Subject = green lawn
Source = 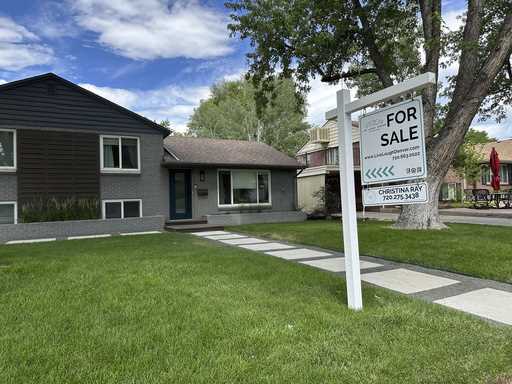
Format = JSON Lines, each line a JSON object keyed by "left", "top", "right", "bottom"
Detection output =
{"left": 1, "top": 233, "right": 511, "bottom": 383}
{"left": 230, "top": 220, "right": 512, "bottom": 283}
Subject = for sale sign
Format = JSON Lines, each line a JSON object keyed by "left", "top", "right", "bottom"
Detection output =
{"left": 359, "top": 97, "right": 427, "bottom": 185}
{"left": 363, "top": 182, "right": 429, "bottom": 206}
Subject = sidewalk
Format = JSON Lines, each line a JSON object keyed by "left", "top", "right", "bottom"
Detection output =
{"left": 359, "top": 211, "right": 512, "bottom": 226}
{"left": 193, "top": 230, "right": 512, "bottom": 326}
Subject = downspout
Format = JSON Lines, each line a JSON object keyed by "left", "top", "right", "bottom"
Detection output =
{"left": 295, "top": 168, "right": 305, "bottom": 210}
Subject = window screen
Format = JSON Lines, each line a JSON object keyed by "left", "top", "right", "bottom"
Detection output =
{"left": 0, "top": 130, "right": 14, "bottom": 168}
{"left": 123, "top": 201, "right": 141, "bottom": 218}
{"left": 105, "top": 201, "right": 122, "bottom": 219}
{"left": 0, "top": 204, "right": 15, "bottom": 224}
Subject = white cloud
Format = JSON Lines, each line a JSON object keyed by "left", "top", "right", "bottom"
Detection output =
{"left": 306, "top": 77, "right": 359, "bottom": 126}
{"left": 0, "top": 17, "right": 54, "bottom": 71}
{"left": 443, "top": 9, "right": 465, "bottom": 32}
{"left": 69, "top": 0, "right": 233, "bottom": 60}
{"left": 79, "top": 82, "right": 210, "bottom": 132}
{"left": 78, "top": 83, "right": 140, "bottom": 109}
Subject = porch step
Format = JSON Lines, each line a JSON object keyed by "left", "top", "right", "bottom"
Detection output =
{"left": 166, "top": 218, "right": 207, "bottom": 226}
{"left": 165, "top": 223, "right": 225, "bottom": 233}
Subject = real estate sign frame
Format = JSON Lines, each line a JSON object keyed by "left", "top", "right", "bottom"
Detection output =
{"left": 359, "top": 97, "right": 427, "bottom": 185}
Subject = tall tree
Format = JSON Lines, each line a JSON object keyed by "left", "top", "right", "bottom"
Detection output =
{"left": 188, "top": 77, "right": 310, "bottom": 155}
{"left": 226, "top": 0, "right": 512, "bottom": 229}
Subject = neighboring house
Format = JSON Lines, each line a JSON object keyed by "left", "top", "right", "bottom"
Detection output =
{"left": 0, "top": 73, "right": 304, "bottom": 243}
{"left": 296, "top": 119, "right": 362, "bottom": 214}
{"left": 440, "top": 139, "right": 512, "bottom": 202}
{"left": 162, "top": 136, "right": 304, "bottom": 225}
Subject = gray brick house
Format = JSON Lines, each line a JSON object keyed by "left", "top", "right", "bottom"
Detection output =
{"left": 0, "top": 73, "right": 304, "bottom": 243}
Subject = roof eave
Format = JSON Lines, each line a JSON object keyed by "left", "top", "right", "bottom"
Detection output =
{"left": 161, "top": 160, "right": 303, "bottom": 170}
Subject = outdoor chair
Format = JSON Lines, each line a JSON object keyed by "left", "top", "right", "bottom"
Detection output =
{"left": 472, "top": 189, "right": 490, "bottom": 209}
{"left": 501, "top": 190, "right": 512, "bottom": 208}
{"left": 464, "top": 189, "right": 474, "bottom": 204}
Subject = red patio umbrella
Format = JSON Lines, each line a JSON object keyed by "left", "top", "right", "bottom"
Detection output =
{"left": 490, "top": 147, "right": 500, "bottom": 191}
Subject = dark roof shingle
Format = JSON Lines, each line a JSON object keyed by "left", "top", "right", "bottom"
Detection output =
{"left": 164, "top": 136, "right": 301, "bottom": 169}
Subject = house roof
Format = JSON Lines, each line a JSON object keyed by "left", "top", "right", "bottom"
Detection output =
{"left": 163, "top": 136, "right": 302, "bottom": 169}
{"left": 296, "top": 119, "right": 359, "bottom": 155}
{"left": 476, "top": 139, "right": 512, "bottom": 163}
{"left": 0, "top": 73, "right": 170, "bottom": 137}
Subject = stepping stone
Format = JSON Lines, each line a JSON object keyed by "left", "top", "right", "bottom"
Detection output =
{"left": 219, "top": 238, "right": 268, "bottom": 245}
{"left": 361, "top": 268, "right": 459, "bottom": 294}
{"left": 435, "top": 288, "right": 512, "bottom": 325}
{"left": 204, "top": 234, "right": 246, "bottom": 240}
{"left": 240, "top": 242, "right": 295, "bottom": 251}
{"left": 192, "top": 231, "right": 230, "bottom": 236}
{"left": 265, "top": 248, "right": 332, "bottom": 260}
{"left": 300, "top": 257, "right": 381, "bottom": 272}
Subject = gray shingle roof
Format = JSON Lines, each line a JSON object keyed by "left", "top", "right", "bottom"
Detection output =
{"left": 163, "top": 136, "right": 301, "bottom": 169}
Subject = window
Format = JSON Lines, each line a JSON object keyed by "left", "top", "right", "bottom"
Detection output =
{"left": 101, "top": 136, "right": 140, "bottom": 172}
{"left": 218, "top": 170, "right": 271, "bottom": 206}
{"left": 326, "top": 148, "right": 338, "bottom": 165}
{"left": 482, "top": 165, "right": 509, "bottom": 185}
{"left": 102, "top": 200, "right": 142, "bottom": 219}
{"left": 481, "top": 166, "right": 490, "bottom": 185}
{"left": 218, "top": 171, "right": 231, "bottom": 205}
{"left": 0, "top": 202, "right": 17, "bottom": 225}
{"left": 305, "top": 153, "right": 311, "bottom": 167}
{"left": 500, "top": 165, "right": 509, "bottom": 184}
{"left": 440, "top": 183, "right": 458, "bottom": 201}
{"left": 0, "top": 129, "right": 16, "bottom": 171}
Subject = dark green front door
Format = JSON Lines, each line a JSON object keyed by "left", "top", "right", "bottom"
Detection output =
{"left": 170, "top": 170, "right": 192, "bottom": 220}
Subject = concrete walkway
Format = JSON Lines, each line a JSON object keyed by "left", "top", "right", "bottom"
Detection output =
{"left": 358, "top": 211, "right": 512, "bottom": 226}
{"left": 193, "top": 230, "right": 512, "bottom": 326}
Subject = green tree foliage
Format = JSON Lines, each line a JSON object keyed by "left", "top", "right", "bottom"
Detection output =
{"left": 453, "top": 129, "right": 494, "bottom": 184}
{"left": 187, "top": 77, "right": 310, "bottom": 155}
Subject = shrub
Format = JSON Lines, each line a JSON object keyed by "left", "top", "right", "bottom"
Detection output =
{"left": 20, "top": 197, "right": 100, "bottom": 223}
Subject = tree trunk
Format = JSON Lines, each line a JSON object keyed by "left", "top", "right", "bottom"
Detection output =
{"left": 394, "top": 173, "right": 446, "bottom": 229}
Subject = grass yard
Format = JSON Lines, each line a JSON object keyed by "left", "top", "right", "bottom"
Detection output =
{"left": 1, "top": 233, "right": 511, "bottom": 383}
{"left": 230, "top": 220, "right": 512, "bottom": 283}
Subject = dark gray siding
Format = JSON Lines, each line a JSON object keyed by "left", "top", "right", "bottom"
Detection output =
{"left": 189, "top": 168, "right": 297, "bottom": 219}
{"left": 0, "top": 78, "right": 159, "bottom": 135}
{"left": 17, "top": 129, "right": 100, "bottom": 202}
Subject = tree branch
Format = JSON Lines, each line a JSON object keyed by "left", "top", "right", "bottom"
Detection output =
{"left": 433, "top": 12, "right": 512, "bottom": 177}
{"left": 419, "top": 0, "right": 442, "bottom": 143}
{"left": 351, "top": 0, "right": 394, "bottom": 87}
{"left": 320, "top": 67, "right": 378, "bottom": 83}
{"left": 466, "top": 13, "right": 512, "bottom": 103}
{"left": 449, "top": 0, "right": 483, "bottom": 107}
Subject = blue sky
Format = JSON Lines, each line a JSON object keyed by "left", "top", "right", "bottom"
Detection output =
{"left": 0, "top": 0, "right": 509, "bottom": 137}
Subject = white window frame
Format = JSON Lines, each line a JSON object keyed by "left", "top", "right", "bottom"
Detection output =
{"left": 100, "top": 135, "right": 141, "bottom": 174}
{"left": 0, "top": 201, "right": 17, "bottom": 225}
{"left": 0, "top": 128, "right": 17, "bottom": 172}
{"left": 217, "top": 169, "right": 272, "bottom": 208}
{"left": 102, "top": 199, "right": 142, "bottom": 219}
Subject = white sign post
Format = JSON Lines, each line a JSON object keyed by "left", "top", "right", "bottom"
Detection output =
{"left": 327, "top": 72, "right": 435, "bottom": 310}
{"left": 360, "top": 97, "right": 427, "bottom": 185}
